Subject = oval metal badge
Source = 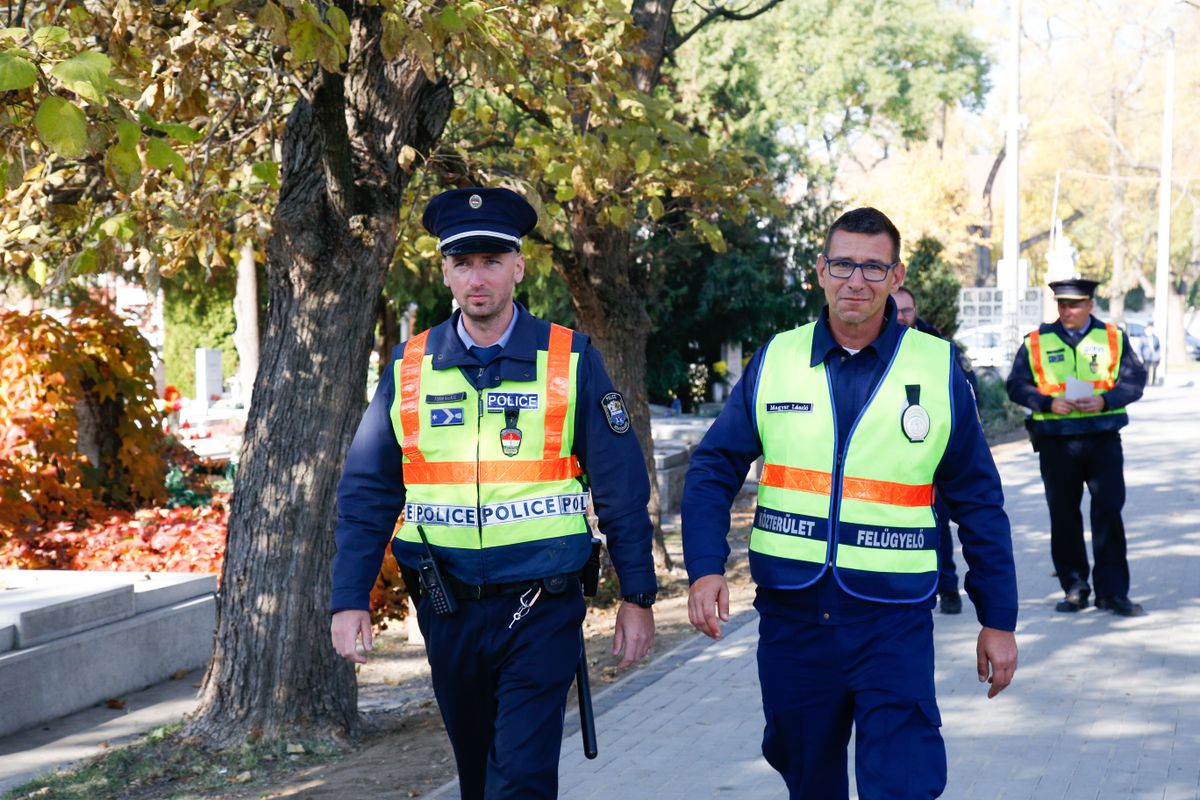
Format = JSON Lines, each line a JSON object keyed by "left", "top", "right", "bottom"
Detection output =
{"left": 901, "top": 404, "right": 930, "bottom": 443}
{"left": 468, "top": 193, "right": 483, "bottom": 209}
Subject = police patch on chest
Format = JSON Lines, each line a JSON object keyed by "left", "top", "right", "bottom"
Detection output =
{"left": 486, "top": 392, "right": 540, "bottom": 412}
{"left": 429, "top": 407, "right": 464, "bottom": 427}
{"left": 601, "top": 391, "right": 630, "bottom": 434}
{"left": 766, "top": 402, "right": 814, "bottom": 413}
{"left": 1047, "top": 352, "right": 1065, "bottom": 363}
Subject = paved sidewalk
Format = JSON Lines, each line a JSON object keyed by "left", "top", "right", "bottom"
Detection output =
{"left": 442, "top": 380, "right": 1200, "bottom": 799}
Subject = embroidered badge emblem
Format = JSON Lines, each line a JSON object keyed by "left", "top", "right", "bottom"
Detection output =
{"left": 601, "top": 391, "right": 630, "bottom": 434}
{"left": 500, "top": 426, "right": 522, "bottom": 457}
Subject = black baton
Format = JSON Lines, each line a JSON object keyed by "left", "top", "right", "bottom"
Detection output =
{"left": 576, "top": 628, "right": 597, "bottom": 759}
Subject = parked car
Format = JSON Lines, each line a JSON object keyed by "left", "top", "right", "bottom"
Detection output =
{"left": 953, "top": 324, "right": 1010, "bottom": 381}
{"left": 1187, "top": 332, "right": 1200, "bottom": 360}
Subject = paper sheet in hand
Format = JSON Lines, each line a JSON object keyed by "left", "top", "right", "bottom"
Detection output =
{"left": 1065, "top": 377, "right": 1093, "bottom": 401}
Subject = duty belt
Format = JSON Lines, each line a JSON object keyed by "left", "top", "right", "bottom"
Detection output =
{"left": 444, "top": 572, "right": 577, "bottom": 601}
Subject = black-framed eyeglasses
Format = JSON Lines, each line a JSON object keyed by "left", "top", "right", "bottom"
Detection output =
{"left": 823, "top": 257, "right": 899, "bottom": 283}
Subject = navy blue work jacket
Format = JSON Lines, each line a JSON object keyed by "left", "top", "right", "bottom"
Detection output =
{"left": 682, "top": 298, "right": 1019, "bottom": 632}
{"left": 1006, "top": 315, "right": 1146, "bottom": 435}
{"left": 331, "top": 304, "right": 656, "bottom": 613}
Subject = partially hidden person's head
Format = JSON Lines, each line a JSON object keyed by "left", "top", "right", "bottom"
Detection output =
{"left": 817, "top": 207, "right": 906, "bottom": 331}
{"left": 423, "top": 187, "right": 538, "bottom": 325}
{"left": 1048, "top": 278, "right": 1098, "bottom": 332}
{"left": 893, "top": 286, "right": 918, "bottom": 328}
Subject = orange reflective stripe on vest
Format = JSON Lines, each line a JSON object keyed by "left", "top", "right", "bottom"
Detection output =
{"left": 1029, "top": 331, "right": 1065, "bottom": 396}
{"left": 403, "top": 456, "right": 583, "bottom": 485}
{"left": 1098, "top": 323, "right": 1120, "bottom": 390}
{"left": 400, "top": 330, "right": 430, "bottom": 462}
{"left": 542, "top": 324, "right": 572, "bottom": 460}
{"left": 761, "top": 463, "right": 933, "bottom": 508}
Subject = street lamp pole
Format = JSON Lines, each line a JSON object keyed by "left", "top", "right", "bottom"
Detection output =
{"left": 1153, "top": 32, "right": 1175, "bottom": 374}
{"left": 1001, "top": 0, "right": 1023, "bottom": 362}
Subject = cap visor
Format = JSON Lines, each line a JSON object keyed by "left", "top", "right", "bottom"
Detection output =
{"left": 440, "top": 235, "right": 519, "bottom": 256}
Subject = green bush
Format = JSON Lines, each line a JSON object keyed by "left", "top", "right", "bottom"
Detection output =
{"left": 162, "top": 263, "right": 239, "bottom": 398}
{"left": 976, "top": 373, "right": 1025, "bottom": 439}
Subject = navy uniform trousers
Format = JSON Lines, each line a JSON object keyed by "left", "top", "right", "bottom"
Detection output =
{"left": 1038, "top": 431, "right": 1130, "bottom": 598}
{"left": 755, "top": 589, "right": 946, "bottom": 799}
{"left": 415, "top": 582, "right": 586, "bottom": 800}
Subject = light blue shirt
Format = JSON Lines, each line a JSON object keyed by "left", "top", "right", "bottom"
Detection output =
{"left": 456, "top": 303, "right": 519, "bottom": 350}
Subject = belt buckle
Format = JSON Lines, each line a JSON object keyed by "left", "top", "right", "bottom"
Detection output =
{"left": 541, "top": 574, "right": 567, "bottom": 594}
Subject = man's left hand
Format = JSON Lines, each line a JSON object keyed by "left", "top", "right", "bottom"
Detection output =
{"left": 976, "top": 627, "right": 1018, "bottom": 698}
{"left": 1073, "top": 395, "right": 1105, "bottom": 413}
{"left": 612, "top": 603, "right": 655, "bottom": 671}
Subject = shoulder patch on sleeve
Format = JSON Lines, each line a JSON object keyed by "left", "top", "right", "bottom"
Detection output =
{"left": 601, "top": 391, "right": 631, "bottom": 434}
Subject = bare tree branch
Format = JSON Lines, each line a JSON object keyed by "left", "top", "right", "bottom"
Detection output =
{"left": 666, "top": 0, "right": 787, "bottom": 55}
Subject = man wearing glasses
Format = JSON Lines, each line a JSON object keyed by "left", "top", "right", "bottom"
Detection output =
{"left": 682, "top": 207, "right": 1018, "bottom": 798}
{"left": 1006, "top": 278, "right": 1146, "bottom": 617}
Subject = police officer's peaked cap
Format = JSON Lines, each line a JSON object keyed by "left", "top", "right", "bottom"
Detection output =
{"left": 422, "top": 187, "right": 538, "bottom": 256}
{"left": 1048, "top": 278, "right": 1099, "bottom": 301}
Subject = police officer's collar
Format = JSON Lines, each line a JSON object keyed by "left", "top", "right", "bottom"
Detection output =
{"left": 456, "top": 302, "right": 519, "bottom": 349}
{"left": 810, "top": 296, "right": 903, "bottom": 367}
{"left": 1051, "top": 314, "right": 1099, "bottom": 340}
{"left": 426, "top": 302, "right": 540, "bottom": 373}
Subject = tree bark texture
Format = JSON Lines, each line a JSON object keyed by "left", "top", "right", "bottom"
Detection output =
{"left": 559, "top": 212, "right": 672, "bottom": 571}
{"left": 184, "top": 7, "right": 452, "bottom": 748}
{"left": 630, "top": 0, "right": 676, "bottom": 94}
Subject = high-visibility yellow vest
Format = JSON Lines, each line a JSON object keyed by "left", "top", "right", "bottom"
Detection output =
{"left": 389, "top": 324, "right": 590, "bottom": 581}
{"left": 750, "top": 323, "right": 952, "bottom": 602}
{"left": 1026, "top": 325, "right": 1126, "bottom": 434}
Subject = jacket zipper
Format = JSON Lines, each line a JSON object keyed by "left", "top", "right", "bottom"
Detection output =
{"left": 475, "top": 370, "right": 486, "bottom": 583}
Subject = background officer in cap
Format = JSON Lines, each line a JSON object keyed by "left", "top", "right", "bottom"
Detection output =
{"left": 684, "top": 207, "right": 1018, "bottom": 799}
{"left": 893, "top": 285, "right": 982, "bottom": 616}
{"left": 330, "top": 187, "right": 657, "bottom": 799}
{"left": 1006, "top": 277, "right": 1147, "bottom": 616}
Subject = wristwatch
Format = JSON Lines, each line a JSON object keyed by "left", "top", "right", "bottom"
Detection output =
{"left": 622, "top": 592, "right": 656, "bottom": 609}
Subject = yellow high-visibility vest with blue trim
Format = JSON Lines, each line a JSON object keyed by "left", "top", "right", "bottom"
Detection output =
{"left": 751, "top": 323, "right": 952, "bottom": 602}
{"left": 389, "top": 325, "right": 590, "bottom": 563}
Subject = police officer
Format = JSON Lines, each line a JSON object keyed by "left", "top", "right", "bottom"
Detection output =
{"left": 1006, "top": 278, "right": 1146, "bottom": 616}
{"left": 892, "top": 286, "right": 981, "bottom": 616}
{"left": 683, "top": 208, "right": 1018, "bottom": 799}
{"left": 330, "top": 187, "right": 657, "bottom": 799}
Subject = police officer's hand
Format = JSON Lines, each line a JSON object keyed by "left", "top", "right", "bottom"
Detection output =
{"left": 613, "top": 603, "right": 655, "bottom": 670}
{"left": 1049, "top": 397, "right": 1076, "bottom": 415}
{"left": 331, "top": 609, "right": 373, "bottom": 664}
{"left": 688, "top": 574, "right": 730, "bottom": 640}
{"left": 977, "top": 627, "right": 1017, "bottom": 698}
{"left": 1074, "top": 395, "right": 1105, "bottom": 413}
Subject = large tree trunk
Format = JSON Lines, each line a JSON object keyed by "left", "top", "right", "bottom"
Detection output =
{"left": 183, "top": 8, "right": 452, "bottom": 748}
{"left": 559, "top": 215, "right": 672, "bottom": 571}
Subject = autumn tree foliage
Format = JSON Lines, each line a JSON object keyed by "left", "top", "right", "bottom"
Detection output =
{"left": 0, "top": 301, "right": 167, "bottom": 534}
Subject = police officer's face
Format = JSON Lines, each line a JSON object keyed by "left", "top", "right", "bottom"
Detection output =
{"left": 818, "top": 231, "right": 906, "bottom": 328}
{"left": 1056, "top": 298, "right": 1093, "bottom": 332}
{"left": 894, "top": 290, "right": 917, "bottom": 328}
{"left": 442, "top": 251, "right": 525, "bottom": 322}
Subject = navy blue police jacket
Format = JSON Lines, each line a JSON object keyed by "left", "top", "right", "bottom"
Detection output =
{"left": 331, "top": 303, "right": 656, "bottom": 613}
{"left": 682, "top": 298, "right": 1018, "bottom": 632}
{"left": 1005, "top": 315, "right": 1146, "bottom": 437}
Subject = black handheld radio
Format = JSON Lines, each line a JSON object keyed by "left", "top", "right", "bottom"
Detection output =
{"left": 416, "top": 525, "right": 458, "bottom": 615}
